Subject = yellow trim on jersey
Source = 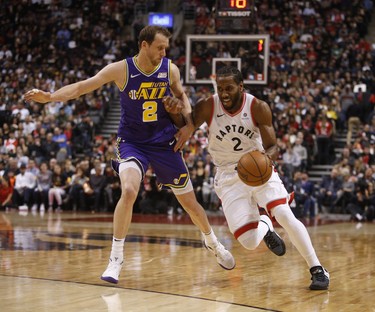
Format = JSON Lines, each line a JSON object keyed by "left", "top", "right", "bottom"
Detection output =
{"left": 160, "top": 151, "right": 190, "bottom": 189}
{"left": 119, "top": 59, "right": 128, "bottom": 92}
{"left": 133, "top": 55, "right": 163, "bottom": 76}
{"left": 168, "top": 59, "right": 172, "bottom": 86}
{"left": 163, "top": 173, "right": 189, "bottom": 189}
{"left": 115, "top": 137, "right": 122, "bottom": 160}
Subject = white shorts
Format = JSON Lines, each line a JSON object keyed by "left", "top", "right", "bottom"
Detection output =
{"left": 214, "top": 167, "right": 288, "bottom": 236}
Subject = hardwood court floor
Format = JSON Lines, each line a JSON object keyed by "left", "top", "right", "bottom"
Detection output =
{"left": 0, "top": 209, "right": 374, "bottom": 312}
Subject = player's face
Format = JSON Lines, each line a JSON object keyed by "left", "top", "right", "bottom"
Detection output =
{"left": 216, "top": 76, "right": 244, "bottom": 112}
{"left": 145, "top": 33, "right": 169, "bottom": 66}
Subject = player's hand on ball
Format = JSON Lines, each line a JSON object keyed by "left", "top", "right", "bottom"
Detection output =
{"left": 23, "top": 89, "right": 51, "bottom": 103}
{"left": 237, "top": 150, "right": 273, "bottom": 187}
{"left": 162, "top": 96, "right": 183, "bottom": 115}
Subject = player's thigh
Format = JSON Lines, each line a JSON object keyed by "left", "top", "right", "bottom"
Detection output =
{"left": 115, "top": 140, "right": 149, "bottom": 177}
{"left": 216, "top": 179, "right": 259, "bottom": 234}
{"left": 253, "top": 172, "right": 288, "bottom": 214}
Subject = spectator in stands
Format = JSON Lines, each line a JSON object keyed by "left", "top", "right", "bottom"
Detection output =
{"left": 72, "top": 115, "right": 94, "bottom": 156}
{"left": 48, "top": 163, "right": 69, "bottom": 212}
{"left": 23, "top": 115, "right": 36, "bottom": 136}
{"left": 103, "top": 165, "right": 121, "bottom": 212}
{"left": 68, "top": 166, "right": 89, "bottom": 212}
{"left": 17, "top": 133, "right": 27, "bottom": 154}
{"left": 0, "top": 175, "right": 13, "bottom": 210}
{"left": 88, "top": 164, "right": 107, "bottom": 213}
{"left": 28, "top": 136, "right": 45, "bottom": 166}
{"left": 339, "top": 85, "right": 356, "bottom": 129}
{"left": 314, "top": 113, "right": 334, "bottom": 164}
{"left": 346, "top": 90, "right": 365, "bottom": 146}
{"left": 3, "top": 157, "right": 19, "bottom": 178}
{"left": 26, "top": 159, "right": 39, "bottom": 176}
{"left": 52, "top": 127, "right": 69, "bottom": 152}
{"left": 4, "top": 130, "right": 18, "bottom": 155}
{"left": 43, "top": 132, "right": 60, "bottom": 161}
{"left": 13, "top": 163, "right": 36, "bottom": 210}
{"left": 281, "top": 144, "right": 301, "bottom": 179}
{"left": 345, "top": 170, "right": 375, "bottom": 221}
{"left": 333, "top": 147, "right": 356, "bottom": 171}
{"left": 361, "top": 116, "right": 375, "bottom": 144}
{"left": 335, "top": 173, "right": 357, "bottom": 213}
{"left": 35, "top": 162, "right": 52, "bottom": 212}
{"left": 11, "top": 101, "right": 30, "bottom": 121}
{"left": 63, "top": 159, "right": 76, "bottom": 180}
{"left": 316, "top": 168, "right": 343, "bottom": 213}
{"left": 293, "top": 137, "right": 308, "bottom": 172}
{"left": 299, "top": 172, "right": 315, "bottom": 218}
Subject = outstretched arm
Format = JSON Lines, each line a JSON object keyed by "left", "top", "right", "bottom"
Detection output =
{"left": 23, "top": 60, "right": 126, "bottom": 103}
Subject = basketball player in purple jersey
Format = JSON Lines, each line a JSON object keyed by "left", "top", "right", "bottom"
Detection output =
{"left": 167, "top": 66, "right": 330, "bottom": 290}
{"left": 24, "top": 26, "right": 235, "bottom": 284}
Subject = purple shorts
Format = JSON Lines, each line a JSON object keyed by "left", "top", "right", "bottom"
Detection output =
{"left": 112, "top": 138, "right": 190, "bottom": 190}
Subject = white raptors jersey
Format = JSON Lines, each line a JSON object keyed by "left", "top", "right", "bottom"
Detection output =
{"left": 207, "top": 93, "right": 264, "bottom": 167}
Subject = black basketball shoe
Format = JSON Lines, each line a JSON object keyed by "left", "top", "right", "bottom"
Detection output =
{"left": 263, "top": 229, "right": 286, "bottom": 256}
{"left": 260, "top": 215, "right": 286, "bottom": 256}
{"left": 309, "top": 266, "right": 330, "bottom": 290}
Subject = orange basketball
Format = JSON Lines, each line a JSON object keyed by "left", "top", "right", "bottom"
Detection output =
{"left": 237, "top": 150, "right": 273, "bottom": 187}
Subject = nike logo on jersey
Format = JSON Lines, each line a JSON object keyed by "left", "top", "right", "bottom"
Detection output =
{"left": 217, "top": 113, "right": 225, "bottom": 117}
{"left": 169, "top": 139, "right": 175, "bottom": 146}
{"left": 130, "top": 73, "right": 141, "bottom": 78}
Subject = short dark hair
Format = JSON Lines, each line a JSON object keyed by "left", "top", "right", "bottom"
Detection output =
{"left": 138, "top": 26, "right": 172, "bottom": 49}
{"left": 216, "top": 66, "right": 243, "bottom": 84}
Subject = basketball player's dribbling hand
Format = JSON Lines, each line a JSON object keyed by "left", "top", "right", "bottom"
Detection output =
{"left": 162, "top": 96, "right": 183, "bottom": 115}
{"left": 23, "top": 89, "right": 51, "bottom": 103}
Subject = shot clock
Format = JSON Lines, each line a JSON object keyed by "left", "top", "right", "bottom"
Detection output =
{"left": 216, "top": 0, "right": 253, "bottom": 18}
{"left": 215, "top": 0, "right": 255, "bottom": 32}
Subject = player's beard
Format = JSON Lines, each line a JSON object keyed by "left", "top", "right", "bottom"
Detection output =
{"left": 222, "top": 92, "right": 242, "bottom": 112}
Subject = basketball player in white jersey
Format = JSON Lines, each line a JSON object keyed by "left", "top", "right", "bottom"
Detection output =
{"left": 167, "top": 66, "right": 329, "bottom": 290}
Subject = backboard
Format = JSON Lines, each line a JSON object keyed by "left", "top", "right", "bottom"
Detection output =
{"left": 185, "top": 34, "right": 269, "bottom": 85}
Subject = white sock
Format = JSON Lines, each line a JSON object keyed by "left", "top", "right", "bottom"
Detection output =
{"left": 110, "top": 237, "right": 125, "bottom": 263}
{"left": 260, "top": 215, "right": 274, "bottom": 232}
{"left": 202, "top": 228, "right": 217, "bottom": 246}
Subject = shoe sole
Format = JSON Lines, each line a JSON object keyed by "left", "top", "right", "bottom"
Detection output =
{"left": 218, "top": 262, "right": 236, "bottom": 270}
{"left": 275, "top": 232, "right": 286, "bottom": 256}
{"left": 309, "top": 284, "right": 329, "bottom": 290}
{"left": 101, "top": 276, "right": 119, "bottom": 284}
{"left": 203, "top": 241, "right": 236, "bottom": 270}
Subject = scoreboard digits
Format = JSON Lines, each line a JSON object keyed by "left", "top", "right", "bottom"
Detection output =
{"left": 216, "top": 0, "right": 252, "bottom": 18}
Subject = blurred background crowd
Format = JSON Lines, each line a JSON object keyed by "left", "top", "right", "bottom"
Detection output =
{"left": 0, "top": 0, "right": 375, "bottom": 222}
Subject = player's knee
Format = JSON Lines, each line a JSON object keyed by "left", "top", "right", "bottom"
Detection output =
{"left": 237, "top": 231, "right": 260, "bottom": 250}
{"left": 272, "top": 205, "right": 295, "bottom": 227}
{"left": 120, "top": 184, "right": 138, "bottom": 202}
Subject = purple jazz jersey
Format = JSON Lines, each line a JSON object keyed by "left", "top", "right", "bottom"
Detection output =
{"left": 117, "top": 56, "right": 177, "bottom": 145}
{"left": 115, "top": 139, "right": 190, "bottom": 190}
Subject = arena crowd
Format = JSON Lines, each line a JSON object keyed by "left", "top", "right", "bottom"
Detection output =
{"left": 0, "top": 0, "right": 374, "bottom": 221}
